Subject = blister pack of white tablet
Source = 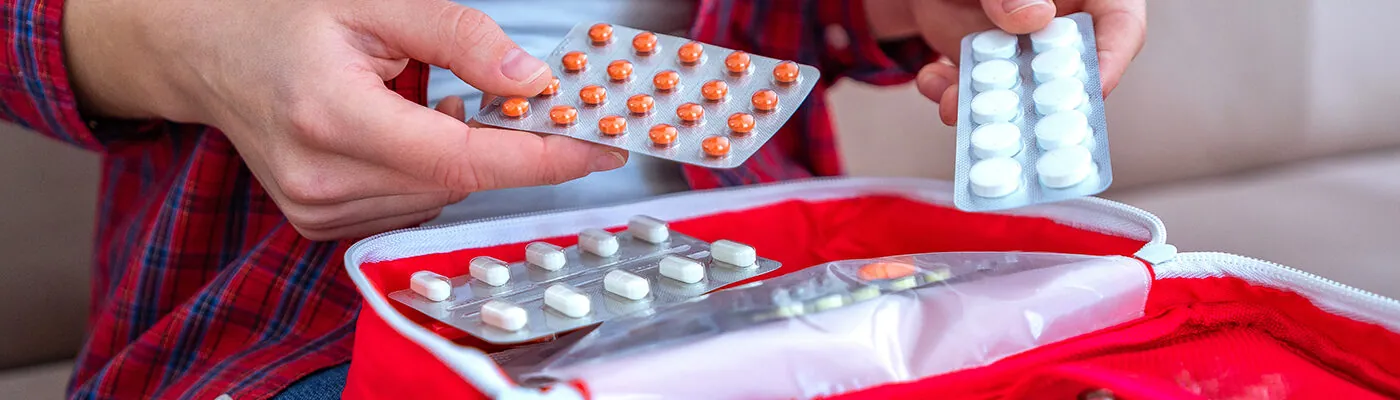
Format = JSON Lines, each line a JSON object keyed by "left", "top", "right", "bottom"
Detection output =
{"left": 388, "top": 215, "right": 781, "bottom": 345}
{"left": 953, "top": 13, "right": 1113, "bottom": 212}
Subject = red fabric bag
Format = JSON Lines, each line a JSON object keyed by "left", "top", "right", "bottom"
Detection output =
{"left": 342, "top": 178, "right": 1400, "bottom": 399}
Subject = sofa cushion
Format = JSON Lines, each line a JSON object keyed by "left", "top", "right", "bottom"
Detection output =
{"left": 0, "top": 361, "right": 72, "bottom": 399}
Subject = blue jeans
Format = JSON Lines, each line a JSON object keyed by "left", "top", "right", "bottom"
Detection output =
{"left": 272, "top": 363, "right": 350, "bottom": 400}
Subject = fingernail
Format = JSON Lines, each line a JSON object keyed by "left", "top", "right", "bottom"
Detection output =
{"left": 500, "top": 48, "right": 548, "bottom": 83}
{"left": 590, "top": 151, "right": 626, "bottom": 172}
{"left": 1003, "top": 0, "right": 1050, "bottom": 14}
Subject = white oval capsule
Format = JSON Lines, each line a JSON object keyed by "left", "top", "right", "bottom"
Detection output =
{"left": 409, "top": 271, "right": 451, "bottom": 302}
{"left": 627, "top": 215, "right": 670, "bottom": 244}
{"left": 481, "top": 300, "right": 528, "bottom": 331}
{"left": 578, "top": 228, "right": 619, "bottom": 257}
{"left": 971, "top": 30, "right": 1018, "bottom": 61}
{"left": 525, "top": 242, "right": 566, "bottom": 271}
{"left": 1032, "top": 78, "right": 1088, "bottom": 116}
{"left": 968, "top": 157, "right": 1023, "bottom": 198}
{"left": 970, "top": 89, "right": 1020, "bottom": 125}
{"left": 710, "top": 240, "right": 757, "bottom": 267}
{"left": 469, "top": 256, "right": 510, "bottom": 287}
{"left": 1034, "top": 110, "right": 1091, "bottom": 150}
{"left": 970, "top": 122, "right": 1022, "bottom": 159}
{"left": 1030, "top": 46, "right": 1084, "bottom": 83}
{"left": 1037, "top": 146, "right": 1094, "bottom": 188}
{"left": 659, "top": 255, "right": 705, "bottom": 284}
{"left": 603, "top": 270, "right": 650, "bottom": 300}
{"left": 970, "top": 59, "right": 1019, "bottom": 92}
{"left": 1030, "top": 17, "right": 1083, "bottom": 53}
{"left": 544, "top": 284, "right": 591, "bottom": 318}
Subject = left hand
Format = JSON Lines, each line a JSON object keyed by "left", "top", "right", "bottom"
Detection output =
{"left": 867, "top": 0, "right": 1147, "bottom": 126}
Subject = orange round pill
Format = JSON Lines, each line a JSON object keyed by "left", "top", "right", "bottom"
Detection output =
{"left": 751, "top": 89, "right": 778, "bottom": 112}
{"left": 539, "top": 77, "right": 561, "bottom": 96}
{"left": 501, "top": 97, "right": 530, "bottom": 118}
{"left": 727, "top": 113, "right": 755, "bottom": 134}
{"left": 676, "top": 103, "right": 704, "bottom": 123}
{"left": 724, "top": 51, "right": 752, "bottom": 74}
{"left": 562, "top": 51, "right": 588, "bottom": 72}
{"left": 579, "top": 85, "right": 607, "bottom": 106}
{"left": 701, "top": 80, "right": 728, "bottom": 102}
{"left": 598, "top": 115, "right": 627, "bottom": 136}
{"left": 653, "top": 70, "right": 680, "bottom": 91}
{"left": 702, "top": 136, "right": 731, "bottom": 157}
{"left": 607, "top": 60, "right": 633, "bottom": 81}
{"left": 588, "top": 23, "right": 613, "bottom": 44}
{"left": 632, "top": 32, "right": 658, "bottom": 54}
{"left": 549, "top": 105, "right": 578, "bottom": 125}
{"left": 627, "top": 94, "right": 654, "bottom": 115}
{"left": 773, "top": 61, "right": 801, "bottom": 84}
{"left": 856, "top": 262, "right": 918, "bottom": 281}
{"left": 649, "top": 124, "right": 678, "bottom": 146}
{"left": 678, "top": 42, "right": 704, "bottom": 64}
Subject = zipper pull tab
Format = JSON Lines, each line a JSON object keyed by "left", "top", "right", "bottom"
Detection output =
{"left": 1134, "top": 243, "right": 1178, "bottom": 265}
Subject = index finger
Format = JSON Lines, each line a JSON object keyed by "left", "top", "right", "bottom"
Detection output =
{"left": 1081, "top": 0, "right": 1147, "bottom": 96}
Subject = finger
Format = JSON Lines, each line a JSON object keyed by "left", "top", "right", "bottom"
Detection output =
{"left": 1082, "top": 0, "right": 1147, "bottom": 96}
{"left": 916, "top": 61, "right": 959, "bottom": 103}
{"left": 297, "top": 208, "right": 444, "bottom": 241}
{"left": 436, "top": 96, "right": 467, "bottom": 120}
{"left": 284, "top": 190, "right": 464, "bottom": 232}
{"left": 939, "top": 85, "right": 959, "bottom": 126}
{"left": 356, "top": 0, "right": 552, "bottom": 96}
{"left": 979, "top": 0, "right": 1057, "bottom": 34}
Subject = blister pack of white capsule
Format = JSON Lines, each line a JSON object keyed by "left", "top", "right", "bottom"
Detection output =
{"left": 952, "top": 13, "right": 1113, "bottom": 212}
{"left": 470, "top": 21, "right": 821, "bottom": 169}
{"left": 388, "top": 215, "right": 782, "bottom": 344}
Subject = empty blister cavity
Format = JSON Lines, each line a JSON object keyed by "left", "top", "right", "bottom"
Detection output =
{"left": 604, "top": 270, "right": 651, "bottom": 300}
{"left": 969, "top": 158, "right": 1022, "bottom": 198}
{"left": 579, "top": 228, "right": 620, "bottom": 257}
{"left": 1034, "top": 111, "right": 1091, "bottom": 150}
{"left": 410, "top": 271, "right": 451, "bottom": 302}
{"left": 1031, "top": 47, "right": 1085, "bottom": 83}
{"left": 971, "top": 59, "right": 1020, "bottom": 92}
{"left": 971, "top": 30, "right": 1018, "bottom": 61}
{"left": 1033, "top": 78, "right": 1089, "bottom": 116}
{"left": 970, "top": 90, "right": 1020, "bottom": 124}
{"left": 1030, "top": 17, "right": 1083, "bottom": 53}
{"left": 1037, "top": 146, "right": 1094, "bottom": 188}
{"left": 970, "top": 122, "right": 1022, "bottom": 159}
{"left": 660, "top": 255, "right": 705, "bottom": 284}
{"left": 545, "top": 284, "right": 592, "bottom": 318}
{"left": 711, "top": 240, "right": 757, "bottom": 267}
{"left": 526, "top": 242, "right": 567, "bottom": 271}
{"left": 627, "top": 215, "right": 670, "bottom": 244}
{"left": 470, "top": 256, "right": 511, "bottom": 287}
{"left": 482, "top": 300, "right": 528, "bottom": 331}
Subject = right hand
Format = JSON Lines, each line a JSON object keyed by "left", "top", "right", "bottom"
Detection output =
{"left": 63, "top": 0, "right": 629, "bottom": 240}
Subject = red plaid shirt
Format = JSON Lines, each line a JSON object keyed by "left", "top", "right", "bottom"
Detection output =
{"left": 0, "top": 0, "right": 933, "bottom": 398}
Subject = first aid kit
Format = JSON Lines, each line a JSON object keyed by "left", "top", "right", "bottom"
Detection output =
{"left": 471, "top": 22, "right": 820, "bottom": 169}
{"left": 954, "top": 13, "right": 1113, "bottom": 211}
{"left": 342, "top": 177, "right": 1400, "bottom": 400}
{"left": 388, "top": 215, "right": 781, "bottom": 345}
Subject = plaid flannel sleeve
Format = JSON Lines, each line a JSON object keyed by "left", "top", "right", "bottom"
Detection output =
{"left": 694, "top": 0, "right": 938, "bottom": 87}
{"left": 0, "top": 0, "right": 119, "bottom": 151}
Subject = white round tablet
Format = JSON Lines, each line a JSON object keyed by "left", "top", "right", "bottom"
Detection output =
{"left": 971, "top": 30, "right": 1018, "bottom": 61}
{"left": 970, "top": 122, "right": 1022, "bottom": 159}
{"left": 970, "top": 59, "right": 1020, "bottom": 92}
{"left": 970, "top": 89, "right": 1020, "bottom": 124}
{"left": 1030, "top": 17, "right": 1083, "bottom": 53}
{"left": 1031, "top": 47, "right": 1084, "bottom": 83}
{"left": 1034, "top": 110, "right": 1091, "bottom": 150}
{"left": 1032, "top": 78, "right": 1087, "bottom": 116}
{"left": 968, "top": 157, "right": 1023, "bottom": 198}
{"left": 1036, "top": 146, "right": 1094, "bottom": 188}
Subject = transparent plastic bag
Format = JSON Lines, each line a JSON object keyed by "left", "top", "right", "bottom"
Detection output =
{"left": 495, "top": 252, "right": 1151, "bottom": 399}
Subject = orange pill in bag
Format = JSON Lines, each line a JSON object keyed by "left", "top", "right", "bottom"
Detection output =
{"left": 702, "top": 136, "right": 730, "bottom": 157}
{"left": 676, "top": 103, "right": 704, "bottom": 123}
{"left": 549, "top": 105, "right": 577, "bottom": 125}
{"left": 538, "top": 77, "right": 561, "bottom": 96}
{"left": 627, "top": 94, "right": 655, "bottom": 115}
{"left": 588, "top": 23, "right": 614, "bottom": 44}
{"left": 562, "top": 51, "right": 588, "bottom": 72}
{"left": 501, "top": 97, "right": 530, "bottom": 118}
{"left": 725, "top": 51, "right": 751, "bottom": 74}
{"left": 632, "top": 32, "right": 658, "bottom": 54}
{"left": 857, "top": 262, "right": 918, "bottom": 281}
{"left": 580, "top": 85, "right": 607, "bottom": 106}
{"left": 678, "top": 42, "right": 704, "bottom": 64}
{"left": 751, "top": 89, "right": 778, "bottom": 112}
{"left": 599, "top": 115, "right": 627, "bottom": 136}
{"left": 773, "top": 61, "right": 801, "bottom": 84}
{"left": 653, "top": 70, "right": 680, "bottom": 91}
{"left": 701, "top": 80, "right": 728, "bottom": 102}
{"left": 607, "top": 60, "right": 633, "bottom": 81}
{"left": 649, "top": 124, "right": 678, "bottom": 146}
{"left": 727, "top": 113, "right": 755, "bottom": 134}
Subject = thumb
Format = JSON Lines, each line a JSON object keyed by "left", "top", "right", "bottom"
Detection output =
{"left": 980, "top": 0, "right": 1056, "bottom": 34}
{"left": 359, "top": 0, "right": 553, "bottom": 97}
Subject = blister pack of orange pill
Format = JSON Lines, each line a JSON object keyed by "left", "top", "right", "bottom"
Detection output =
{"left": 471, "top": 22, "right": 821, "bottom": 169}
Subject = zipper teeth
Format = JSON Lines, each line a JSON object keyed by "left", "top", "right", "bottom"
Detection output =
{"left": 1177, "top": 252, "right": 1400, "bottom": 306}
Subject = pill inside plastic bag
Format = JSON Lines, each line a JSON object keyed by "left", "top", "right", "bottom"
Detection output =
{"left": 494, "top": 252, "right": 1151, "bottom": 399}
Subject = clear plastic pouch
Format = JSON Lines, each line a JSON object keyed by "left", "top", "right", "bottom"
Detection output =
{"left": 494, "top": 252, "right": 1151, "bottom": 399}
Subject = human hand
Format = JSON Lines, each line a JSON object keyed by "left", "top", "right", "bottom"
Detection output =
{"left": 866, "top": 0, "right": 1147, "bottom": 126}
{"left": 63, "top": 0, "right": 628, "bottom": 240}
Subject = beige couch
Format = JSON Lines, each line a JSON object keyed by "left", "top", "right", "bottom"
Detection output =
{"left": 5, "top": 0, "right": 1399, "bottom": 397}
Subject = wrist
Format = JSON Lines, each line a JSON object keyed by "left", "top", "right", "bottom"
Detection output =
{"left": 62, "top": 0, "right": 170, "bottom": 121}
{"left": 864, "top": 0, "right": 919, "bottom": 40}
